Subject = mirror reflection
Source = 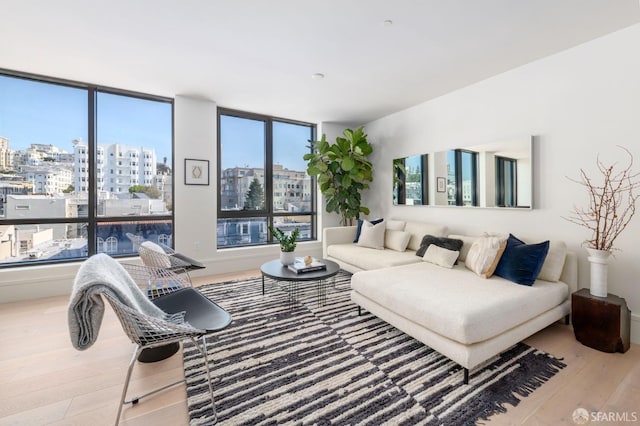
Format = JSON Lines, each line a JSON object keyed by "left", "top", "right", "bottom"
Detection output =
{"left": 393, "top": 154, "right": 427, "bottom": 205}
{"left": 393, "top": 136, "right": 532, "bottom": 209}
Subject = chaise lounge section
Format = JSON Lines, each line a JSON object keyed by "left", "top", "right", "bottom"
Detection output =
{"left": 324, "top": 220, "right": 577, "bottom": 384}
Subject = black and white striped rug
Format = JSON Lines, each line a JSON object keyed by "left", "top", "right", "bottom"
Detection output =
{"left": 183, "top": 271, "right": 565, "bottom": 425}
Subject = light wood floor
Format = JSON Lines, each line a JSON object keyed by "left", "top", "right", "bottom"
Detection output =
{"left": 1, "top": 270, "right": 638, "bottom": 426}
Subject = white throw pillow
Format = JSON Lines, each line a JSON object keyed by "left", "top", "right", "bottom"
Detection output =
{"left": 447, "top": 234, "right": 478, "bottom": 262}
{"left": 357, "top": 220, "right": 386, "bottom": 250}
{"left": 465, "top": 234, "right": 507, "bottom": 278}
{"left": 423, "top": 244, "right": 459, "bottom": 268}
{"left": 384, "top": 230, "right": 411, "bottom": 252}
{"left": 385, "top": 219, "right": 406, "bottom": 231}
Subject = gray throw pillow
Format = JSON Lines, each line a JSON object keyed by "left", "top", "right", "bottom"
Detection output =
{"left": 416, "top": 235, "right": 464, "bottom": 260}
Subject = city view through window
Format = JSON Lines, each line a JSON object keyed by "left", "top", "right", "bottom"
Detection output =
{"left": 0, "top": 73, "right": 173, "bottom": 266}
{"left": 217, "top": 111, "right": 315, "bottom": 248}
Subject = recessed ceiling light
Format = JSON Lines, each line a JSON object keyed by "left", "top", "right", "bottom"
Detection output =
{"left": 383, "top": 19, "right": 393, "bottom": 27}
{"left": 311, "top": 73, "right": 325, "bottom": 80}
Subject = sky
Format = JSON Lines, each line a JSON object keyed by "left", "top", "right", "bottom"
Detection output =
{"left": 0, "top": 74, "right": 172, "bottom": 162}
{"left": 1, "top": 73, "right": 312, "bottom": 173}
{"left": 220, "top": 115, "right": 313, "bottom": 172}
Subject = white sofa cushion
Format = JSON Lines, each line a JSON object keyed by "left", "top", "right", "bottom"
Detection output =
{"left": 520, "top": 239, "right": 567, "bottom": 282}
{"left": 384, "top": 230, "right": 411, "bottom": 252}
{"left": 357, "top": 220, "right": 386, "bottom": 249}
{"left": 351, "top": 262, "right": 569, "bottom": 344}
{"left": 327, "top": 243, "right": 420, "bottom": 270}
{"left": 385, "top": 220, "right": 406, "bottom": 231}
{"left": 423, "top": 244, "right": 459, "bottom": 268}
{"left": 447, "top": 234, "right": 478, "bottom": 262}
{"left": 537, "top": 241, "right": 567, "bottom": 282}
{"left": 404, "top": 221, "right": 448, "bottom": 251}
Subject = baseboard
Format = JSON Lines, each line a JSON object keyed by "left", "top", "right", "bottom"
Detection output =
{"left": 0, "top": 262, "right": 80, "bottom": 303}
{"left": 188, "top": 242, "right": 323, "bottom": 279}
{"left": 0, "top": 241, "right": 323, "bottom": 303}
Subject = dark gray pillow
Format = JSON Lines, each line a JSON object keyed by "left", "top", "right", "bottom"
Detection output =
{"left": 416, "top": 235, "right": 464, "bottom": 259}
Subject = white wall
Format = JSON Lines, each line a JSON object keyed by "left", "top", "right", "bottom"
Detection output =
{"left": 173, "top": 96, "right": 322, "bottom": 275}
{"left": 364, "top": 24, "right": 640, "bottom": 343}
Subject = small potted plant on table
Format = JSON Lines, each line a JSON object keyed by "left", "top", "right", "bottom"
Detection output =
{"left": 269, "top": 226, "right": 300, "bottom": 265}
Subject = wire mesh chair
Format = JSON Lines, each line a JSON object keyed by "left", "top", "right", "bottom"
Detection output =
{"left": 126, "top": 233, "right": 205, "bottom": 283}
{"left": 106, "top": 264, "right": 232, "bottom": 425}
{"left": 124, "top": 262, "right": 191, "bottom": 300}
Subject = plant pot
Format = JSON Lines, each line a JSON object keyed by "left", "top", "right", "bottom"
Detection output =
{"left": 280, "top": 251, "right": 295, "bottom": 266}
{"left": 586, "top": 248, "right": 611, "bottom": 297}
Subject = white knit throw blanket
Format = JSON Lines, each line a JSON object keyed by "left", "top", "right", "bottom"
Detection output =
{"left": 68, "top": 253, "right": 185, "bottom": 350}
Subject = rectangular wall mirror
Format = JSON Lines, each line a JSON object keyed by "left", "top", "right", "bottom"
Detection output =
{"left": 393, "top": 154, "right": 428, "bottom": 205}
{"left": 393, "top": 136, "right": 532, "bottom": 209}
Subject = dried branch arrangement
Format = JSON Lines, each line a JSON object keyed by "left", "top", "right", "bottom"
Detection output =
{"left": 565, "top": 146, "right": 640, "bottom": 251}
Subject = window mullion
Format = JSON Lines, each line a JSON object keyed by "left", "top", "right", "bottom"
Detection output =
{"left": 87, "top": 87, "right": 97, "bottom": 256}
{"left": 265, "top": 119, "right": 273, "bottom": 243}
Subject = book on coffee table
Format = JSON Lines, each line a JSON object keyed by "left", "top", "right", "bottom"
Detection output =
{"left": 287, "top": 257, "right": 327, "bottom": 274}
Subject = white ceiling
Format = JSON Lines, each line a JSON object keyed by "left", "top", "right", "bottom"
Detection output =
{"left": 1, "top": 0, "right": 639, "bottom": 124}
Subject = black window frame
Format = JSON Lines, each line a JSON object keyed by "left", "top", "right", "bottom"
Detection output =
{"left": 449, "top": 149, "right": 479, "bottom": 206}
{"left": 0, "top": 69, "right": 175, "bottom": 268}
{"left": 216, "top": 108, "right": 317, "bottom": 248}
{"left": 495, "top": 155, "right": 517, "bottom": 207}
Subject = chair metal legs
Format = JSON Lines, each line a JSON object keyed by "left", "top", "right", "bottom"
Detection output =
{"left": 115, "top": 338, "right": 218, "bottom": 426}
{"left": 116, "top": 346, "right": 142, "bottom": 425}
{"left": 190, "top": 335, "right": 219, "bottom": 425}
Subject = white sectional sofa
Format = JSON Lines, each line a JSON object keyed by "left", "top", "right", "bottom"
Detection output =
{"left": 323, "top": 220, "right": 577, "bottom": 384}
{"left": 323, "top": 220, "right": 448, "bottom": 272}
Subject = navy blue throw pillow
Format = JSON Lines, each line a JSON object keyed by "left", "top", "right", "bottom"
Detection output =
{"left": 353, "top": 218, "right": 384, "bottom": 243}
{"left": 494, "top": 234, "right": 549, "bottom": 286}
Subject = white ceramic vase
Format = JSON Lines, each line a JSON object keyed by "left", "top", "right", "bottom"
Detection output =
{"left": 586, "top": 248, "right": 611, "bottom": 297}
{"left": 280, "top": 251, "right": 295, "bottom": 266}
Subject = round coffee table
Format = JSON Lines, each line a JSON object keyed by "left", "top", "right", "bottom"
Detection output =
{"left": 260, "top": 258, "right": 340, "bottom": 307}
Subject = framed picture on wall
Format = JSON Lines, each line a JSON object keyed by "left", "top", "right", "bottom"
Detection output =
{"left": 437, "top": 177, "right": 446, "bottom": 193}
{"left": 185, "top": 158, "right": 209, "bottom": 185}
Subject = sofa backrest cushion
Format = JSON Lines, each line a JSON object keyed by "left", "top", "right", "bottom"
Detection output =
{"left": 384, "top": 230, "right": 411, "bottom": 252}
{"left": 494, "top": 234, "right": 550, "bottom": 286}
{"left": 448, "top": 234, "right": 478, "bottom": 262}
{"left": 385, "top": 219, "right": 406, "bottom": 231}
{"left": 518, "top": 237, "right": 567, "bottom": 282}
{"left": 404, "top": 222, "right": 448, "bottom": 251}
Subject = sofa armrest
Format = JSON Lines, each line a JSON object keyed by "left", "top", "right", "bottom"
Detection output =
{"left": 322, "top": 226, "right": 358, "bottom": 258}
{"left": 560, "top": 251, "right": 578, "bottom": 295}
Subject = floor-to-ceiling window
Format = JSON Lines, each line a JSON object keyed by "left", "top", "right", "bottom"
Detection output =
{"left": 496, "top": 156, "right": 517, "bottom": 207}
{"left": 446, "top": 149, "right": 478, "bottom": 206}
{"left": 0, "top": 71, "right": 173, "bottom": 267}
{"left": 217, "top": 108, "right": 315, "bottom": 248}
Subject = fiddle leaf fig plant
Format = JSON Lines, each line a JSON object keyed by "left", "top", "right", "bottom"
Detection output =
{"left": 304, "top": 126, "right": 374, "bottom": 225}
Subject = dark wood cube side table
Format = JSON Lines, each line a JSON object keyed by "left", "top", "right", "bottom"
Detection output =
{"left": 571, "top": 288, "right": 631, "bottom": 353}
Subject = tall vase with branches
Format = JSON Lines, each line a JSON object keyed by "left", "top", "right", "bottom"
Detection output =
{"left": 565, "top": 146, "right": 640, "bottom": 296}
